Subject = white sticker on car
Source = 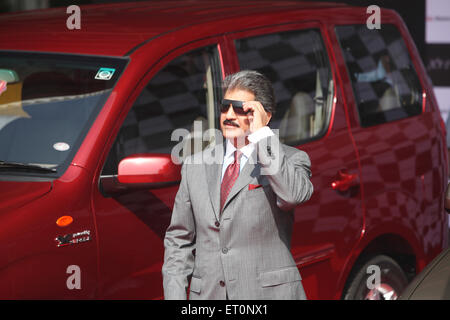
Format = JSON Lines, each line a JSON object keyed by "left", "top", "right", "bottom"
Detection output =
{"left": 95, "top": 68, "right": 115, "bottom": 80}
{"left": 53, "top": 142, "right": 70, "bottom": 151}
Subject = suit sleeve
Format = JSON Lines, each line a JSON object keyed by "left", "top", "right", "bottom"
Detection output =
{"left": 162, "top": 159, "right": 196, "bottom": 300}
{"left": 250, "top": 127, "right": 313, "bottom": 211}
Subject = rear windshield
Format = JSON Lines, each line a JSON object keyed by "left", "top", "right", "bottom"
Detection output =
{"left": 0, "top": 51, "right": 127, "bottom": 178}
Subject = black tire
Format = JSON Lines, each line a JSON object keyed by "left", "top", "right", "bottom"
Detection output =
{"left": 343, "top": 255, "right": 409, "bottom": 300}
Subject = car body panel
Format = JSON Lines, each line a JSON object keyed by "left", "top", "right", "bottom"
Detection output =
{"left": 0, "top": 165, "right": 97, "bottom": 299}
{"left": 0, "top": 1, "right": 346, "bottom": 56}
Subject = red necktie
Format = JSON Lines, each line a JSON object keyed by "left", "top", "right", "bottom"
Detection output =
{"left": 220, "top": 150, "right": 242, "bottom": 212}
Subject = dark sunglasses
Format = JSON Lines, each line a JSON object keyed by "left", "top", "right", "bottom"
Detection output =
{"left": 220, "top": 99, "right": 251, "bottom": 116}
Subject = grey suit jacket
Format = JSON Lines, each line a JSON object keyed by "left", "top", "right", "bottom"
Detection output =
{"left": 162, "top": 134, "right": 313, "bottom": 300}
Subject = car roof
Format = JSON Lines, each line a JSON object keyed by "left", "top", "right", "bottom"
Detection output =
{"left": 0, "top": 0, "right": 351, "bottom": 57}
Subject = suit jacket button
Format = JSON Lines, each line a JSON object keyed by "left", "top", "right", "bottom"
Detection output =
{"left": 215, "top": 221, "right": 220, "bottom": 227}
{"left": 219, "top": 280, "right": 225, "bottom": 287}
{"left": 222, "top": 247, "right": 228, "bottom": 254}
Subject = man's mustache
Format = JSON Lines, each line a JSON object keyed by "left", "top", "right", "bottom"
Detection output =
{"left": 223, "top": 119, "right": 240, "bottom": 127}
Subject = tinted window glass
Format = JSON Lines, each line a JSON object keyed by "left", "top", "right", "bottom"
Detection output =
{"left": 235, "top": 29, "right": 333, "bottom": 145}
{"left": 336, "top": 24, "right": 422, "bottom": 127}
{"left": 102, "top": 46, "right": 221, "bottom": 176}
{"left": 0, "top": 52, "right": 127, "bottom": 177}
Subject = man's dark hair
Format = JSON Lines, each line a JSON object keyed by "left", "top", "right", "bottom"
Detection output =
{"left": 222, "top": 70, "right": 276, "bottom": 114}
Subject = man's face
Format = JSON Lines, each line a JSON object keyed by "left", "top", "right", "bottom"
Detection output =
{"left": 220, "top": 89, "right": 254, "bottom": 141}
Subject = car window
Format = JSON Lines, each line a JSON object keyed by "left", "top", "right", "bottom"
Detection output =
{"left": 102, "top": 45, "right": 221, "bottom": 176}
{"left": 0, "top": 52, "right": 127, "bottom": 177}
{"left": 234, "top": 28, "right": 334, "bottom": 145}
{"left": 336, "top": 24, "right": 423, "bottom": 127}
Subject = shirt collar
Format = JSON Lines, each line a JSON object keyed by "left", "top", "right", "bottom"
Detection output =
{"left": 225, "top": 139, "right": 255, "bottom": 160}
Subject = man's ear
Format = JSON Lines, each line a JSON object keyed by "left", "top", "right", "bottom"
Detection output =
{"left": 266, "top": 111, "right": 272, "bottom": 125}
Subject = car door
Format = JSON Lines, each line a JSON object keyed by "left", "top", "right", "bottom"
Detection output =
{"left": 91, "top": 40, "right": 225, "bottom": 299}
{"left": 228, "top": 22, "right": 363, "bottom": 299}
{"left": 334, "top": 23, "right": 447, "bottom": 270}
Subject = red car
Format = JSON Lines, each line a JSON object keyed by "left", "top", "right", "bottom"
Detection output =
{"left": 0, "top": 1, "right": 447, "bottom": 299}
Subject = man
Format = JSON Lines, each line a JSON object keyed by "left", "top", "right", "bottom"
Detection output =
{"left": 162, "top": 70, "right": 313, "bottom": 300}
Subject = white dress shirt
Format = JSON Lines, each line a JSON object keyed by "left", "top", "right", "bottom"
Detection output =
{"left": 221, "top": 126, "right": 274, "bottom": 181}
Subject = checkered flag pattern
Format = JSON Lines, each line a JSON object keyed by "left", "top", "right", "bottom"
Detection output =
{"left": 336, "top": 25, "right": 422, "bottom": 126}
{"left": 120, "top": 64, "right": 207, "bottom": 154}
{"left": 103, "top": 47, "right": 215, "bottom": 175}
{"left": 235, "top": 29, "right": 332, "bottom": 143}
{"left": 351, "top": 113, "right": 447, "bottom": 251}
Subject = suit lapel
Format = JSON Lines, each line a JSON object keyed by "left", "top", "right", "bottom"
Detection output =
{"left": 204, "top": 142, "right": 225, "bottom": 221}
{"left": 205, "top": 161, "right": 222, "bottom": 221}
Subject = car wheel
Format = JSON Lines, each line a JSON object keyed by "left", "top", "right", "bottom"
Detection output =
{"left": 343, "top": 255, "right": 409, "bottom": 300}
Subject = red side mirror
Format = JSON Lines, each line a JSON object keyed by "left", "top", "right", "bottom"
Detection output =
{"left": 117, "top": 153, "right": 181, "bottom": 185}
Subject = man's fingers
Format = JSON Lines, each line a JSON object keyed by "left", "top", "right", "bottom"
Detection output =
{"left": 243, "top": 101, "right": 264, "bottom": 113}
{"left": 243, "top": 101, "right": 269, "bottom": 132}
{"left": 242, "top": 102, "right": 253, "bottom": 113}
